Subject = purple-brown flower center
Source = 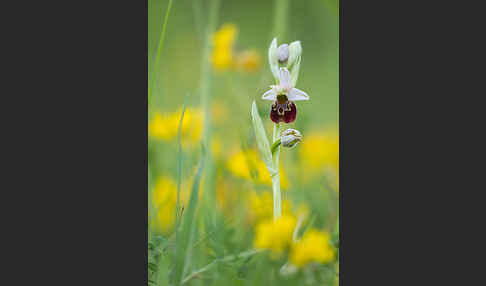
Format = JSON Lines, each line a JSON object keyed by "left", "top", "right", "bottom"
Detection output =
{"left": 270, "top": 95, "right": 297, "bottom": 123}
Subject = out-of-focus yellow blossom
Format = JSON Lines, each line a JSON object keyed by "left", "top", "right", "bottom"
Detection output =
{"left": 211, "top": 24, "right": 238, "bottom": 70}
{"left": 299, "top": 131, "right": 339, "bottom": 188}
{"left": 148, "top": 108, "right": 203, "bottom": 147}
{"left": 234, "top": 50, "right": 261, "bottom": 72}
{"left": 299, "top": 131, "right": 339, "bottom": 170}
{"left": 247, "top": 191, "right": 292, "bottom": 223}
{"left": 227, "top": 149, "right": 289, "bottom": 188}
{"left": 254, "top": 214, "right": 297, "bottom": 257}
{"left": 153, "top": 176, "right": 177, "bottom": 206}
{"left": 148, "top": 112, "right": 172, "bottom": 140}
{"left": 152, "top": 176, "right": 184, "bottom": 234}
{"left": 290, "top": 229, "right": 335, "bottom": 267}
{"left": 211, "top": 23, "right": 261, "bottom": 72}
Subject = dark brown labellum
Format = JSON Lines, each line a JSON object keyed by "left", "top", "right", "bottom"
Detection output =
{"left": 270, "top": 100, "right": 297, "bottom": 123}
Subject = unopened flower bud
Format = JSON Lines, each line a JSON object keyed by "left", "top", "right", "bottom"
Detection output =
{"left": 281, "top": 128, "right": 303, "bottom": 148}
{"left": 277, "top": 44, "right": 289, "bottom": 63}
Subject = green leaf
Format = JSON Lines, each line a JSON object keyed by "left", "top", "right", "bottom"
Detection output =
{"left": 251, "top": 101, "right": 274, "bottom": 175}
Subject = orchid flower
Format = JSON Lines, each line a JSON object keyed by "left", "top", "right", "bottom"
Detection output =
{"left": 262, "top": 67, "right": 309, "bottom": 123}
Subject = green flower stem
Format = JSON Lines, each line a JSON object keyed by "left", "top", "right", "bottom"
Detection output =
{"left": 272, "top": 123, "right": 282, "bottom": 219}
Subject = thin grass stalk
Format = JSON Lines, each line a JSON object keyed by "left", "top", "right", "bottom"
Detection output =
{"left": 175, "top": 93, "right": 190, "bottom": 224}
{"left": 149, "top": 0, "right": 174, "bottom": 104}
{"left": 181, "top": 249, "right": 262, "bottom": 284}
{"left": 173, "top": 148, "right": 206, "bottom": 286}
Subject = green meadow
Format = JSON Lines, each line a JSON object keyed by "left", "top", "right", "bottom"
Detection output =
{"left": 148, "top": 0, "right": 339, "bottom": 285}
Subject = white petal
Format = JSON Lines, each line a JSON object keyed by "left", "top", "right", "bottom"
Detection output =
{"left": 287, "top": 88, "right": 309, "bottom": 101}
{"left": 279, "top": 67, "right": 292, "bottom": 90}
{"left": 262, "top": 89, "right": 277, "bottom": 101}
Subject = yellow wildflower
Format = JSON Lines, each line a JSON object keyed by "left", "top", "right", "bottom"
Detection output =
{"left": 299, "top": 130, "right": 339, "bottom": 188}
{"left": 290, "top": 229, "right": 335, "bottom": 267}
{"left": 254, "top": 215, "right": 297, "bottom": 257}
{"left": 148, "top": 108, "right": 203, "bottom": 147}
{"left": 211, "top": 23, "right": 261, "bottom": 72}
{"left": 179, "top": 108, "right": 203, "bottom": 146}
{"left": 152, "top": 176, "right": 178, "bottom": 233}
{"left": 211, "top": 24, "right": 238, "bottom": 70}
{"left": 155, "top": 207, "right": 176, "bottom": 235}
{"left": 152, "top": 176, "right": 177, "bottom": 206}
{"left": 235, "top": 50, "right": 261, "bottom": 72}
{"left": 226, "top": 149, "right": 289, "bottom": 188}
{"left": 247, "top": 191, "right": 292, "bottom": 223}
{"left": 299, "top": 131, "right": 339, "bottom": 170}
{"left": 148, "top": 112, "right": 172, "bottom": 140}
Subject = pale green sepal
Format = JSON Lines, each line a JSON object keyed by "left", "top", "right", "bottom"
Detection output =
{"left": 268, "top": 38, "right": 280, "bottom": 82}
{"left": 287, "top": 40, "right": 302, "bottom": 68}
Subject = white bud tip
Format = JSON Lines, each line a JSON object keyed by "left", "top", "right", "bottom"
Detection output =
{"left": 277, "top": 44, "right": 289, "bottom": 62}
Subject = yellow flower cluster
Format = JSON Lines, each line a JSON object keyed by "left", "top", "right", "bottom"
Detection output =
{"left": 148, "top": 108, "right": 203, "bottom": 147}
{"left": 151, "top": 176, "right": 187, "bottom": 234}
{"left": 290, "top": 229, "right": 335, "bottom": 267}
{"left": 254, "top": 215, "right": 335, "bottom": 268}
{"left": 226, "top": 149, "right": 289, "bottom": 188}
{"left": 299, "top": 130, "right": 339, "bottom": 188}
{"left": 254, "top": 215, "right": 297, "bottom": 257}
{"left": 211, "top": 24, "right": 261, "bottom": 72}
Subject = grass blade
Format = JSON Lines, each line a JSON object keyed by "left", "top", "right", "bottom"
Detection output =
{"left": 176, "top": 93, "right": 190, "bottom": 223}
{"left": 181, "top": 249, "right": 262, "bottom": 284}
{"left": 172, "top": 145, "right": 206, "bottom": 286}
{"left": 149, "top": 0, "right": 174, "bottom": 104}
